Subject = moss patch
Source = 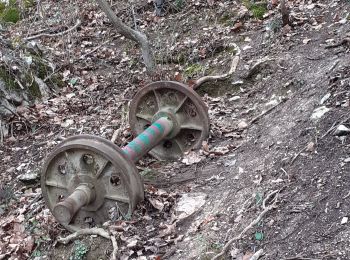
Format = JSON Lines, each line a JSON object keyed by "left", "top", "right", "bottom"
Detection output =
{"left": 184, "top": 63, "right": 204, "bottom": 78}
{"left": 196, "top": 78, "right": 241, "bottom": 97}
{"left": 1, "top": 7, "right": 20, "bottom": 23}
{"left": 242, "top": 0, "right": 267, "bottom": 20}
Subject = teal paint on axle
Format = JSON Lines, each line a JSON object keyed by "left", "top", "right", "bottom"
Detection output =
{"left": 122, "top": 117, "right": 173, "bottom": 162}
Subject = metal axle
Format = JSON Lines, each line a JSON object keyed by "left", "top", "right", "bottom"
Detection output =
{"left": 122, "top": 117, "right": 174, "bottom": 162}
{"left": 54, "top": 117, "right": 173, "bottom": 224}
{"left": 53, "top": 184, "right": 95, "bottom": 224}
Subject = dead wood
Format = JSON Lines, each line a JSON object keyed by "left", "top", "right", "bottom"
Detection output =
{"left": 57, "top": 227, "right": 111, "bottom": 244}
{"left": 24, "top": 19, "right": 81, "bottom": 41}
{"left": 212, "top": 190, "right": 279, "bottom": 260}
{"left": 96, "top": 0, "right": 155, "bottom": 74}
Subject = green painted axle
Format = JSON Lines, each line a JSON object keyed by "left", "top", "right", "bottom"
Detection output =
{"left": 122, "top": 117, "right": 174, "bottom": 162}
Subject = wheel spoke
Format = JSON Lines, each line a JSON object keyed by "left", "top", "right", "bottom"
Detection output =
{"left": 45, "top": 181, "right": 67, "bottom": 189}
{"left": 153, "top": 89, "right": 161, "bottom": 110}
{"left": 175, "top": 96, "right": 188, "bottom": 113}
{"left": 180, "top": 123, "right": 203, "bottom": 131}
{"left": 96, "top": 160, "right": 111, "bottom": 178}
{"left": 105, "top": 194, "right": 130, "bottom": 204}
{"left": 173, "top": 138, "right": 185, "bottom": 153}
{"left": 136, "top": 113, "right": 153, "bottom": 122}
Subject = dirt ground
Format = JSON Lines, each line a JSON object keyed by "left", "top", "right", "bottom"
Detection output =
{"left": 1, "top": 0, "right": 350, "bottom": 259}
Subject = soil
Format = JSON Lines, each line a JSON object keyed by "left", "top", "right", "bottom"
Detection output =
{"left": 1, "top": 0, "right": 350, "bottom": 260}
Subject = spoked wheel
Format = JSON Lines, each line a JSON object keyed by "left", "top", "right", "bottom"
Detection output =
{"left": 129, "top": 81, "right": 210, "bottom": 160}
{"left": 41, "top": 135, "right": 144, "bottom": 232}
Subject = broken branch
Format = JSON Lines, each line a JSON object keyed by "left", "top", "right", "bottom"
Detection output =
{"left": 24, "top": 20, "right": 81, "bottom": 41}
{"left": 57, "top": 227, "right": 110, "bottom": 244}
{"left": 110, "top": 234, "right": 119, "bottom": 260}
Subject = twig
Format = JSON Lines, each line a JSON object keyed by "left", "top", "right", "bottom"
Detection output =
{"left": 24, "top": 20, "right": 81, "bottom": 41}
{"left": 250, "top": 249, "right": 264, "bottom": 260}
{"left": 325, "top": 38, "right": 350, "bottom": 49}
{"left": 110, "top": 234, "right": 118, "bottom": 260}
{"left": 212, "top": 190, "right": 279, "bottom": 260}
{"left": 243, "top": 57, "right": 274, "bottom": 79}
{"left": 281, "top": 0, "right": 291, "bottom": 26}
{"left": 78, "top": 39, "right": 112, "bottom": 60}
{"left": 111, "top": 128, "right": 121, "bottom": 143}
{"left": 192, "top": 43, "right": 241, "bottom": 89}
{"left": 57, "top": 227, "right": 110, "bottom": 244}
{"left": 321, "top": 115, "right": 350, "bottom": 139}
{"left": 0, "top": 120, "right": 3, "bottom": 144}
{"left": 320, "top": 121, "right": 337, "bottom": 139}
{"left": 343, "top": 191, "right": 350, "bottom": 199}
{"left": 282, "top": 255, "right": 321, "bottom": 260}
{"left": 290, "top": 145, "right": 307, "bottom": 165}
{"left": 250, "top": 99, "right": 286, "bottom": 125}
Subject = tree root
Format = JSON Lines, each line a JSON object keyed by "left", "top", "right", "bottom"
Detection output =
{"left": 192, "top": 43, "right": 241, "bottom": 89}
{"left": 57, "top": 227, "right": 110, "bottom": 244}
{"left": 212, "top": 190, "right": 279, "bottom": 260}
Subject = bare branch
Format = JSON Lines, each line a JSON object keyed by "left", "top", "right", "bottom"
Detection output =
{"left": 192, "top": 43, "right": 241, "bottom": 89}
{"left": 95, "top": 0, "right": 155, "bottom": 73}
{"left": 281, "top": 0, "right": 290, "bottom": 26}
{"left": 212, "top": 190, "right": 279, "bottom": 260}
{"left": 57, "top": 227, "right": 110, "bottom": 244}
{"left": 110, "top": 234, "right": 119, "bottom": 260}
{"left": 24, "top": 20, "right": 81, "bottom": 41}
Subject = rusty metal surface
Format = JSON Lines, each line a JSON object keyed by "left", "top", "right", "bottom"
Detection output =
{"left": 129, "top": 81, "right": 210, "bottom": 160}
{"left": 41, "top": 135, "right": 144, "bottom": 232}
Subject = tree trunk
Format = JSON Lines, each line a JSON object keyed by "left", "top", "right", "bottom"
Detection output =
{"left": 95, "top": 0, "right": 155, "bottom": 74}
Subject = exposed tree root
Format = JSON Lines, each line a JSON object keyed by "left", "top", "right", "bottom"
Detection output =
{"left": 212, "top": 190, "right": 279, "bottom": 260}
{"left": 192, "top": 43, "right": 241, "bottom": 89}
{"left": 57, "top": 227, "right": 110, "bottom": 244}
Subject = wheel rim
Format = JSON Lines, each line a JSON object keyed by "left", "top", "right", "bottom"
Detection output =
{"left": 41, "top": 135, "right": 144, "bottom": 232}
{"left": 129, "top": 81, "right": 210, "bottom": 160}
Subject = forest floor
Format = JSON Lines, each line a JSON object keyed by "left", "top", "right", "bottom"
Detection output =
{"left": 1, "top": 0, "right": 350, "bottom": 259}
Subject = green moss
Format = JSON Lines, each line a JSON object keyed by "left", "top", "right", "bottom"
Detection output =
{"left": 32, "top": 56, "right": 49, "bottom": 79}
{"left": 219, "top": 13, "right": 231, "bottom": 24}
{"left": 0, "top": 3, "right": 6, "bottom": 13}
{"left": 184, "top": 63, "right": 204, "bottom": 78}
{"left": 24, "top": 0, "right": 36, "bottom": 8}
{"left": 196, "top": 78, "right": 241, "bottom": 97}
{"left": 0, "top": 67, "right": 20, "bottom": 90}
{"left": 251, "top": 5, "right": 267, "bottom": 19}
{"left": 242, "top": 0, "right": 267, "bottom": 20}
{"left": 25, "top": 74, "right": 42, "bottom": 98}
{"left": 1, "top": 7, "right": 20, "bottom": 23}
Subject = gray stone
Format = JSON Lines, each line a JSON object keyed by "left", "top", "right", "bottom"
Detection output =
{"left": 310, "top": 106, "right": 330, "bottom": 121}
{"left": 176, "top": 192, "right": 207, "bottom": 220}
{"left": 334, "top": 125, "right": 350, "bottom": 136}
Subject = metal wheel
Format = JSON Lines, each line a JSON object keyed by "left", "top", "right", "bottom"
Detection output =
{"left": 41, "top": 135, "right": 144, "bottom": 232}
{"left": 129, "top": 81, "right": 209, "bottom": 160}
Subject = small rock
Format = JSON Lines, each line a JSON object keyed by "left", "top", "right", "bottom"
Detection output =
{"left": 8, "top": 136, "right": 17, "bottom": 143}
{"left": 229, "top": 96, "right": 241, "bottom": 102}
{"left": 238, "top": 121, "right": 248, "bottom": 130}
{"left": 334, "top": 125, "right": 350, "bottom": 136}
{"left": 310, "top": 106, "right": 330, "bottom": 121}
{"left": 341, "top": 217, "right": 348, "bottom": 225}
{"left": 176, "top": 192, "right": 206, "bottom": 220}
{"left": 18, "top": 172, "right": 39, "bottom": 183}
{"left": 306, "top": 141, "right": 315, "bottom": 152}
{"left": 344, "top": 158, "right": 350, "bottom": 163}
{"left": 320, "top": 93, "right": 331, "bottom": 105}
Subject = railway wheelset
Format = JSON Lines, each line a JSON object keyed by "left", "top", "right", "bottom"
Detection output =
{"left": 41, "top": 81, "right": 210, "bottom": 231}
